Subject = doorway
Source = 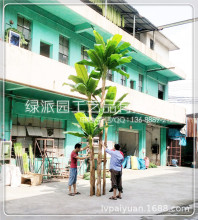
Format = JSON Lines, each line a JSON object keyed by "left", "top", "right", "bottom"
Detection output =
{"left": 119, "top": 129, "right": 139, "bottom": 157}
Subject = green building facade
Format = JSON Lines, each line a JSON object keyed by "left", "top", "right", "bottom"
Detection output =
{"left": 0, "top": 0, "right": 186, "bottom": 171}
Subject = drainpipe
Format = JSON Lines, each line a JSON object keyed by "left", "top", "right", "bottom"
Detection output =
{"left": 133, "top": 15, "right": 136, "bottom": 38}
{"left": 105, "top": 0, "right": 107, "bottom": 18}
{"left": 9, "top": 97, "right": 13, "bottom": 141}
{"left": 153, "top": 30, "right": 155, "bottom": 50}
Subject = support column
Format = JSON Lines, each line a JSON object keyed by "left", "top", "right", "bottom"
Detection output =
{"left": 160, "top": 128, "right": 167, "bottom": 166}
{"left": 139, "top": 124, "right": 146, "bottom": 159}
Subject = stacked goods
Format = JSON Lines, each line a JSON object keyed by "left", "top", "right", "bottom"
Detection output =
{"left": 126, "top": 156, "right": 131, "bottom": 169}
{"left": 14, "top": 143, "right": 30, "bottom": 174}
{"left": 29, "top": 145, "right": 34, "bottom": 172}
{"left": 22, "top": 153, "right": 29, "bottom": 174}
{"left": 131, "top": 156, "right": 138, "bottom": 170}
{"left": 122, "top": 157, "right": 127, "bottom": 168}
{"left": 138, "top": 158, "right": 146, "bottom": 170}
{"left": 14, "top": 143, "right": 24, "bottom": 174}
{"left": 144, "top": 157, "right": 150, "bottom": 168}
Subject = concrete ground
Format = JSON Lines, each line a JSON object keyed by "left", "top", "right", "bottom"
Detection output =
{"left": 1, "top": 166, "right": 197, "bottom": 219}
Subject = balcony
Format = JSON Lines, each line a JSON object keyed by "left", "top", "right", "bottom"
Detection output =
{"left": 3, "top": 43, "right": 186, "bottom": 124}
{"left": 22, "top": 0, "right": 185, "bottom": 81}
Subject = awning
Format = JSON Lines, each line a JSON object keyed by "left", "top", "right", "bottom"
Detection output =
{"left": 26, "top": 126, "right": 43, "bottom": 136}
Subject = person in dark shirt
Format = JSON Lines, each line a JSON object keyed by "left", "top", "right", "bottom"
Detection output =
{"left": 68, "top": 143, "right": 89, "bottom": 196}
{"left": 103, "top": 144, "right": 124, "bottom": 200}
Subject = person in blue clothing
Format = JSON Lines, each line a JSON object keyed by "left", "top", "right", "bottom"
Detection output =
{"left": 103, "top": 143, "right": 124, "bottom": 200}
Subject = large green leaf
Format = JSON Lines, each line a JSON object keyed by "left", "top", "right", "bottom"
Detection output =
{"left": 94, "top": 107, "right": 104, "bottom": 128}
{"left": 93, "top": 126, "right": 106, "bottom": 136}
{"left": 93, "top": 86, "right": 111, "bottom": 96}
{"left": 87, "top": 49, "right": 103, "bottom": 69}
{"left": 114, "top": 102, "right": 130, "bottom": 115}
{"left": 93, "top": 30, "right": 105, "bottom": 49}
{"left": 84, "top": 121, "right": 95, "bottom": 135}
{"left": 89, "top": 70, "right": 102, "bottom": 79}
{"left": 62, "top": 82, "right": 75, "bottom": 89}
{"left": 118, "top": 56, "right": 132, "bottom": 65}
{"left": 74, "top": 83, "right": 87, "bottom": 95}
{"left": 114, "top": 93, "right": 128, "bottom": 106}
{"left": 110, "top": 54, "right": 122, "bottom": 63}
{"left": 77, "top": 59, "right": 97, "bottom": 67}
{"left": 94, "top": 44, "right": 104, "bottom": 61}
{"left": 68, "top": 75, "right": 84, "bottom": 84}
{"left": 87, "top": 77, "right": 99, "bottom": 93}
{"left": 120, "top": 49, "right": 130, "bottom": 56}
{"left": 111, "top": 34, "right": 122, "bottom": 47}
{"left": 72, "top": 123, "right": 87, "bottom": 135}
{"left": 117, "top": 42, "right": 131, "bottom": 51}
{"left": 108, "top": 59, "right": 120, "bottom": 69}
{"left": 113, "top": 67, "right": 129, "bottom": 79}
{"left": 104, "top": 34, "right": 122, "bottom": 59}
{"left": 75, "top": 64, "right": 89, "bottom": 84}
{"left": 74, "top": 112, "right": 89, "bottom": 131}
{"left": 105, "top": 86, "right": 117, "bottom": 105}
{"left": 104, "top": 44, "right": 116, "bottom": 60}
{"left": 63, "top": 131, "right": 86, "bottom": 138}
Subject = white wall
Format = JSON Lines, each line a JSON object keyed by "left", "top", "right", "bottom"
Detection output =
{"left": 4, "top": 43, "right": 186, "bottom": 124}
{"left": 140, "top": 32, "right": 169, "bottom": 59}
{"left": 153, "top": 39, "right": 169, "bottom": 59}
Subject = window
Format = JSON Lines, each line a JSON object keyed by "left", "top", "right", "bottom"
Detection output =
{"left": 158, "top": 84, "right": 165, "bottom": 100}
{"left": 121, "top": 66, "right": 127, "bottom": 86}
{"left": 59, "top": 35, "right": 69, "bottom": 64}
{"left": 40, "top": 42, "right": 50, "bottom": 58}
{"left": 150, "top": 39, "right": 154, "bottom": 50}
{"left": 106, "top": 70, "right": 113, "bottom": 81}
{"left": 17, "top": 15, "right": 31, "bottom": 50}
{"left": 81, "top": 45, "right": 89, "bottom": 69}
{"left": 138, "top": 74, "right": 143, "bottom": 92}
{"left": 81, "top": 45, "right": 89, "bottom": 60}
{"left": 130, "top": 80, "right": 135, "bottom": 89}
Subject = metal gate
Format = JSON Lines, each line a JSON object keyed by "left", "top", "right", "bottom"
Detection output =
{"left": 167, "top": 139, "right": 181, "bottom": 166}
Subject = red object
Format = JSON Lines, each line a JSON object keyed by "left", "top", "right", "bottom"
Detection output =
{"left": 70, "top": 150, "right": 78, "bottom": 168}
{"left": 144, "top": 157, "right": 150, "bottom": 168}
{"left": 111, "top": 149, "right": 124, "bottom": 158}
{"left": 120, "top": 151, "right": 124, "bottom": 158}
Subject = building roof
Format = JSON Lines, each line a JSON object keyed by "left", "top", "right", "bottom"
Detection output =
{"left": 83, "top": 0, "right": 179, "bottom": 51}
{"left": 187, "top": 113, "right": 198, "bottom": 118}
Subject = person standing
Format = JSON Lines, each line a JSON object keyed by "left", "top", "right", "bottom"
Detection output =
{"left": 68, "top": 143, "right": 89, "bottom": 196}
{"left": 103, "top": 144, "right": 124, "bottom": 200}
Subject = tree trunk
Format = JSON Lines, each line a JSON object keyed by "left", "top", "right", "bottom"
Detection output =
{"left": 103, "top": 119, "right": 108, "bottom": 195}
{"left": 96, "top": 69, "right": 107, "bottom": 196}
{"left": 88, "top": 96, "right": 95, "bottom": 196}
{"left": 89, "top": 137, "right": 95, "bottom": 196}
{"left": 96, "top": 119, "right": 103, "bottom": 196}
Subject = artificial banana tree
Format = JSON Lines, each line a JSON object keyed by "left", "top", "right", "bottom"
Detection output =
{"left": 78, "top": 30, "right": 132, "bottom": 196}
{"left": 63, "top": 63, "right": 102, "bottom": 196}
{"left": 102, "top": 86, "right": 129, "bottom": 194}
{"left": 64, "top": 110, "right": 105, "bottom": 196}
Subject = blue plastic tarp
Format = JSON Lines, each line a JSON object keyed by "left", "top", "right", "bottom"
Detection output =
{"left": 138, "top": 158, "right": 146, "bottom": 170}
{"left": 168, "top": 128, "right": 186, "bottom": 146}
{"left": 126, "top": 156, "right": 131, "bottom": 169}
{"left": 122, "top": 157, "right": 127, "bottom": 168}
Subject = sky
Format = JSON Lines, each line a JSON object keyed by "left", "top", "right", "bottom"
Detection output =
{"left": 130, "top": 4, "right": 194, "bottom": 114}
